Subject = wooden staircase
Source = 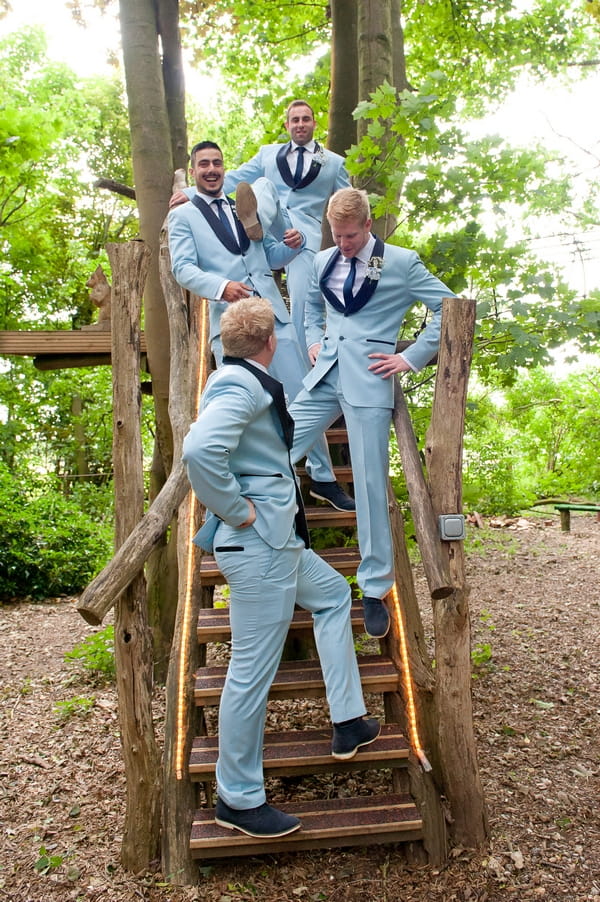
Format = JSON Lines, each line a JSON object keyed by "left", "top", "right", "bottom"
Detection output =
{"left": 188, "top": 427, "right": 424, "bottom": 859}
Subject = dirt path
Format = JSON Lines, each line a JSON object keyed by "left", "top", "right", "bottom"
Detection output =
{"left": 0, "top": 516, "right": 598, "bottom": 901}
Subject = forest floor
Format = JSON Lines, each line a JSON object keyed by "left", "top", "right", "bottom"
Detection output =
{"left": 0, "top": 514, "right": 599, "bottom": 902}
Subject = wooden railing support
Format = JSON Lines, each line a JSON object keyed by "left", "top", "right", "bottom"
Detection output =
{"left": 107, "top": 240, "right": 162, "bottom": 871}
{"left": 159, "top": 234, "right": 209, "bottom": 885}
{"left": 425, "top": 297, "right": 489, "bottom": 847}
{"left": 392, "top": 380, "right": 453, "bottom": 600}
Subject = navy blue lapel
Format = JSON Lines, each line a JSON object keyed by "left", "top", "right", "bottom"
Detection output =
{"left": 276, "top": 142, "right": 323, "bottom": 191}
{"left": 222, "top": 356, "right": 310, "bottom": 548}
{"left": 319, "top": 236, "right": 386, "bottom": 316}
{"left": 190, "top": 195, "right": 250, "bottom": 255}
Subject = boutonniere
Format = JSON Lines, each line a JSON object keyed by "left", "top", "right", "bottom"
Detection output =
{"left": 366, "top": 256, "right": 384, "bottom": 281}
{"left": 313, "top": 145, "right": 326, "bottom": 167}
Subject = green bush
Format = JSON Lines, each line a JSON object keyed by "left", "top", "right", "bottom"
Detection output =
{"left": 64, "top": 625, "right": 115, "bottom": 681}
{"left": 0, "top": 464, "right": 112, "bottom": 600}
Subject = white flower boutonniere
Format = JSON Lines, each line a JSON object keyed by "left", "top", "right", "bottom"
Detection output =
{"left": 366, "top": 256, "right": 384, "bottom": 281}
{"left": 313, "top": 147, "right": 326, "bottom": 167}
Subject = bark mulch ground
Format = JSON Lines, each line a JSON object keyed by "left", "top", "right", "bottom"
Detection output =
{"left": 0, "top": 514, "right": 598, "bottom": 901}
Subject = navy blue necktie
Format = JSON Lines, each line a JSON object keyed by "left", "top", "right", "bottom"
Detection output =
{"left": 343, "top": 257, "right": 358, "bottom": 305}
{"left": 293, "top": 146, "right": 305, "bottom": 186}
{"left": 214, "top": 198, "right": 236, "bottom": 241}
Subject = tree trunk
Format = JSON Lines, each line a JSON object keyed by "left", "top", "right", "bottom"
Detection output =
{"left": 356, "top": 0, "right": 396, "bottom": 236}
{"left": 107, "top": 240, "right": 162, "bottom": 870}
{"left": 119, "top": 0, "right": 179, "bottom": 668}
{"left": 157, "top": 0, "right": 188, "bottom": 171}
{"left": 425, "top": 297, "right": 489, "bottom": 847}
{"left": 329, "top": 0, "right": 359, "bottom": 155}
{"left": 391, "top": 0, "right": 411, "bottom": 91}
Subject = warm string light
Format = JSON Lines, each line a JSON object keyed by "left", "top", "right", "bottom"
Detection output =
{"left": 175, "top": 299, "right": 209, "bottom": 780}
{"left": 389, "top": 583, "right": 432, "bottom": 772}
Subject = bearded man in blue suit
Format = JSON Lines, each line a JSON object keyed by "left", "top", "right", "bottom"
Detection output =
{"left": 290, "top": 188, "right": 456, "bottom": 639}
{"left": 168, "top": 140, "right": 353, "bottom": 512}
{"left": 182, "top": 297, "right": 379, "bottom": 839}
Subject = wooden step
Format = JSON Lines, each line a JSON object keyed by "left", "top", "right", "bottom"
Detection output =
{"left": 194, "top": 654, "right": 400, "bottom": 707}
{"left": 198, "top": 599, "right": 365, "bottom": 644}
{"left": 190, "top": 793, "right": 422, "bottom": 858}
{"left": 324, "top": 427, "right": 348, "bottom": 443}
{"left": 297, "top": 464, "right": 354, "bottom": 482}
{"left": 200, "top": 546, "right": 361, "bottom": 587}
{"left": 305, "top": 505, "right": 356, "bottom": 528}
{"left": 189, "top": 723, "right": 410, "bottom": 781}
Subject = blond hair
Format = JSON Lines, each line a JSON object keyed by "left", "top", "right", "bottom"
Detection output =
{"left": 220, "top": 297, "right": 275, "bottom": 358}
{"left": 327, "top": 187, "right": 371, "bottom": 225}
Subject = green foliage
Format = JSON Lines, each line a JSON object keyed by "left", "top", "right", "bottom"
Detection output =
{"left": 0, "top": 28, "right": 136, "bottom": 331}
{"left": 0, "top": 463, "right": 112, "bottom": 600}
{"left": 53, "top": 695, "right": 96, "bottom": 722}
{"left": 34, "top": 846, "right": 65, "bottom": 874}
{"left": 463, "top": 367, "right": 600, "bottom": 513}
{"left": 64, "top": 626, "right": 115, "bottom": 681}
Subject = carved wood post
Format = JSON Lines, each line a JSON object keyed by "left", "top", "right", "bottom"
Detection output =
{"left": 383, "top": 492, "right": 447, "bottom": 866}
{"left": 107, "top": 239, "right": 162, "bottom": 870}
{"left": 425, "top": 297, "right": 489, "bottom": 846}
{"left": 159, "top": 233, "right": 209, "bottom": 884}
{"left": 392, "top": 380, "right": 452, "bottom": 600}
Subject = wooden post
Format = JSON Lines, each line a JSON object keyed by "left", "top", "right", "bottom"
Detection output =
{"left": 107, "top": 240, "right": 162, "bottom": 870}
{"left": 392, "top": 380, "right": 452, "bottom": 600}
{"left": 159, "top": 234, "right": 209, "bottom": 884}
{"left": 382, "top": 491, "right": 447, "bottom": 866}
{"left": 425, "top": 297, "right": 489, "bottom": 847}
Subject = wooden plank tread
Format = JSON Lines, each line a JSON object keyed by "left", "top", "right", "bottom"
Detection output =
{"left": 200, "top": 546, "right": 361, "bottom": 586}
{"left": 195, "top": 654, "right": 400, "bottom": 706}
{"left": 297, "top": 464, "right": 353, "bottom": 481}
{"left": 190, "top": 793, "right": 422, "bottom": 858}
{"left": 0, "top": 330, "right": 147, "bottom": 355}
{"left": 190, "top": 723, "right": 410, "bottom": 780}
{"left": 304, "top": 505, "right": 356, "bottom": 527}
{"left": 198, "top": 599, "right": 364, "bottom": 644}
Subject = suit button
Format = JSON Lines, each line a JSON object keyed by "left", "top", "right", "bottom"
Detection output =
{"left": 339, "top": 335, "right": 345, "bottom": 341}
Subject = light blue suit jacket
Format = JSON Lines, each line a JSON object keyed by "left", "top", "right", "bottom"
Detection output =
{"left": 168, "top": 199, "right": 297, "bottom": 344}
{"left": 224, "top": 143, "right": 350, "bottom": 253}
{"left": 304, "top": 242, "right": 455, "bottom": 408}
{"left": 182, "top": 365, "right": 298, "bottom": 552}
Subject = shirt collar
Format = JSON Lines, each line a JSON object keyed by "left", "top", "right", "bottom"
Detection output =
{"left": 343, "top": 234, "right": 376, "bottom": 265}
{"left": 291, "top": 140, "right": 316, "bottom": 154}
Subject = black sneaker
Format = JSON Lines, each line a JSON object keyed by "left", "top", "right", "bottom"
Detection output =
{"left": 215, "top": 798, "right": 301, "bottom": 838}
{"left": 362, "top": 596, "right": 391, "bottom": 638}
{"left": 332, "top": 716, "right": 381, "bottom": 760}
{"left": 309, "top": 479, "right": 355, "bottom": 512}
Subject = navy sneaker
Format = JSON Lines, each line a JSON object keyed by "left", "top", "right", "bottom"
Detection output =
{"left": 215, "top": 798, "right": 301, "bottom": 838}
{"left": 362, "top": 596, "right": 391, "bottom": 638}
{"left": 332, "top": 716, "right": 381, "bottom": 760}
{"left": 309, "top": 479, "right": 356, "bottom": 512}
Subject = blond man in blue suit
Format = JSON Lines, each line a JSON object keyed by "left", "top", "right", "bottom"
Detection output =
{"left": 182, "top": 297, "right": 379, "bottom": 839}
{"left": 290, "top": 188, "right": 456, "bottom": 639}
{"left": 168, "top": 140, "right": 353, "bottom": 512}
{"left": 223, "top": 100, "right": 351, "bottom": 343}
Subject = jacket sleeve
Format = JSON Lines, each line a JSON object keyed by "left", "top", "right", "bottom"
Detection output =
{"left": 401, "top": 254, "right": 455, "bottom": 372}
{"left": 304, "top": 263, "right": 327, "bottom": 349}
{"left": 182, "top": 376, "right": 257, "bottom": 526}
{"left": 168, "top": 208, "right": 228, "bottom": 300}
{"left": 223, "top": 151, "right": 265, "bottom": 194}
